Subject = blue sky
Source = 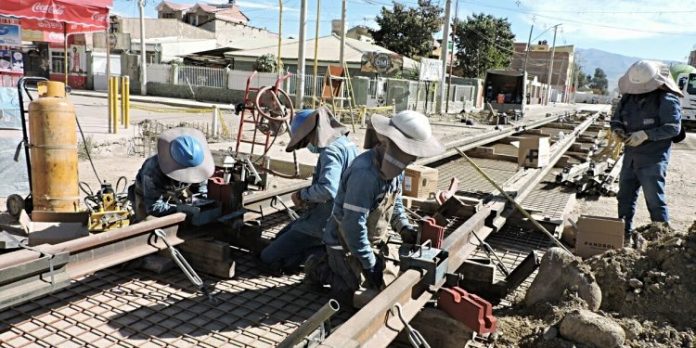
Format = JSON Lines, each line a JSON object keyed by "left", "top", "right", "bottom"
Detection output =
{"left": 113, "top": 0, "right": 696, "bottom": 62}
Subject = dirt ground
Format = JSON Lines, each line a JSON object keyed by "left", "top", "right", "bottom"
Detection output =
{"left": 574, "top": 132, "right": 696, "bottom": 233}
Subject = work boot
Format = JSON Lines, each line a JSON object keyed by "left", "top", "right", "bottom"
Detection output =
{"left": 303, "top": 253, "right": 329, "bottom": 289}
{"left": 624, "top": 230, "right": 634, "bottom": 248}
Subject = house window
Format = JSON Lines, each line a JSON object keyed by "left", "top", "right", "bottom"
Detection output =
{"left": 51, "top": 51, "right": 65, "bottom": 74}
{"left": 160, "top": 12, "right": 175, "bottom": 19}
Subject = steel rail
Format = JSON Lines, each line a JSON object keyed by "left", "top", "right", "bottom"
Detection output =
{"left": 0, "top": 213, "right": 186, "bottom": 311}
{"left": 321, "top": 112, "right": 600, "bottom": 347}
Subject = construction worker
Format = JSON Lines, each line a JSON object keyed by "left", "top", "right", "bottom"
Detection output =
{"left": 613, "top": 60, "right": 683, "bottom": 241}
{"left": 260, "top": 107, "right": 358, "bottom": 273}
{"left": 306, "top": 110, "right": 445, "bottom": 304}
{"left": 130, "top": 127, "right": 215, "bottom": 222}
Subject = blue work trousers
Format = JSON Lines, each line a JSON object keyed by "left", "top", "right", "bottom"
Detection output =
{"left": 260, "top": 224, "right": 324, "bottom": 271}
{"left": 617, "top": 159, "right": 669, "bottom": 234}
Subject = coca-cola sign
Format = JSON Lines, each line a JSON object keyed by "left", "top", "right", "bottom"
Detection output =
{"left": 37, "top": 20, "right": 62, "bottom": 29}
{"left": 92, "top": 13, "right": 107, "bottom": 23}
{"left": 32, "top": 3, "right": 65, "bottom": 15}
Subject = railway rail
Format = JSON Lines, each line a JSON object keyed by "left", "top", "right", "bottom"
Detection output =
{"left": 0, "top": 110, "right": 606, "bottom": 348}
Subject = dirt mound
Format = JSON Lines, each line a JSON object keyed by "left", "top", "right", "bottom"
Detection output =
{"left": 587, "top": 222, "right": 696, "bottom": 329}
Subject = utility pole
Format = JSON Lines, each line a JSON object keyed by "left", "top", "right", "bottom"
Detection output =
{"left": 277, "top": 0, "right": 284, "bottom": 74}
{"left": 437, "top": 0, "right": 452, "bottom": 115}
{"left": 312, "top": 0, "right": 321, "bottom": 107}
{"left": 545, "top": 24, "right": 560, "bottom": 105}
{"left": 445, "top": 0, "right": 458, "bottom": 113}
{"left": 296, "top": 0, "right": 307, "bottom": 108}
{"left": 138, "top": 0, "right": 147, "bottom": 95}
{"left": 522, "top": 24, "right": 533, "bottom": 73}
{"left": 339, "top": 0, "right": 347, "bottom": 65}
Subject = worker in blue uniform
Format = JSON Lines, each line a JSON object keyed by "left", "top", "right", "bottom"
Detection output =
{"left": 305, "top": 110, "right": 445, "bottom": 305}
{"left": 612, "top": 60, "right": 683, "bottom": 240}
{"left": 260, "top": 107, "right": 358, "bottom": 273}
{"left": 130, "top": 127, "right": 215, "bottom": 222}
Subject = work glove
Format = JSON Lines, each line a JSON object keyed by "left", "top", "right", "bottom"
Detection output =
{"left": 399, "top": 225, "right": 419, "bottom": 244}
{"left": 612, "top": 129, "right": 627, "bottom": 141}
{"left": 152, "top": 200, "right": 175, "bottom": 215}
{"left": 291, "top": 190, "right": 305, "bottom": 208}
{"left": 363, "top": 256, "right": 385, "bottom": 290}
{"left": 625, "top": 130, "right": 648, "bottom": 147}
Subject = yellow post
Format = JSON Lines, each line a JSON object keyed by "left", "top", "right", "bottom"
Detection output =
{"left": 110, "top": 76, "right": 119, "bottom": 134}
{"left": 121, "top": 76, "right": 130, "bottom": 128}
{"left": 108, "top": 76, "right": 114, "bottom": 133}
{"left": 125, "top": 76, "right": 130, "bottom": 128}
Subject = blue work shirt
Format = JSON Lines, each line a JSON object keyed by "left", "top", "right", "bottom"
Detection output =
{"left": 323, "top": 148, "right": 411, "bottom": 270}
{"left": 611, "top": 90, "right": 681, "bottom": 168}
{"left": 291, "top": 135, "right": 358, "bottom": 238}
{"left": 135, "top": 155, "right": 207, "bottom": 217}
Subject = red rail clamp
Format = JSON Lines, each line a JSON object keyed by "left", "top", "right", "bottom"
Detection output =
{"left": 420, "top": 217, "right": 445, "bottom": 249}
{"left": 437, "top": 286, "right": 497, "bottom": 334}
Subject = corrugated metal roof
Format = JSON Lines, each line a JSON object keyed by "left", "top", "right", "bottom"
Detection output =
{"left": 225, "top": 34, "right": 418, "bottom": 69}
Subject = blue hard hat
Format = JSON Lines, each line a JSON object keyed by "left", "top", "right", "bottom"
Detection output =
{"left": 169, "top": 135, "right": 205, "bottom": 168}
{"left": 290, "top": 109, "right": 316, "bottom": 136}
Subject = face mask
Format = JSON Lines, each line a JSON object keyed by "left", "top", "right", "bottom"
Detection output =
{"left": 376, "top": 138, "right": 417, "bottom": 180}
{"left": 307, "top": 143, "right": 320, "bottom": 153}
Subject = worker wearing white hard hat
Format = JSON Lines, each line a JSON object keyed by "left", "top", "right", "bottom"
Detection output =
{"left": 613, "top": 60, "right": 683, "bottom": 243}
{"left": 305, "top": 110, "right": 445, "bottom": 305}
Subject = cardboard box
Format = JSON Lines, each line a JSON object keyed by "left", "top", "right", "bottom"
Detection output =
{"left": 518, "top": 136, "right": 550, "bottom": 168}
{"left": 575, "top": 215, "right": 624, "bottom": 258}
{"left": 403, "top": 165, "right": 439, "bottom": 199}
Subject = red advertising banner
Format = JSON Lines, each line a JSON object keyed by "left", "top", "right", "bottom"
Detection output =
{"left": 0, "top": 0, "right": 111, "bottom": 29}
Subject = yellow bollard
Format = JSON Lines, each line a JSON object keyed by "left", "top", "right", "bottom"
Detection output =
{"left": 121, "top": 76, "right": 130, "bottom": 128}
{"left": 108, "top": 76, "right": 113, "bottom": 134}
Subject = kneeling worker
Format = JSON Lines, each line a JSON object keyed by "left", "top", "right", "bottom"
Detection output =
{"left": 260, "top": 107, "right": 358, "bottom": 272}
{"left": 131, "top": 127, "right": 215, "bottom": 222}
{"left": 308, "top": 111, "right": 445, "bottom": 303}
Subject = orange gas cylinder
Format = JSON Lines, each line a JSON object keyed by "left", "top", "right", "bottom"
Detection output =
{"left": 28, "top": 81, "right": 79, "bottom": 212}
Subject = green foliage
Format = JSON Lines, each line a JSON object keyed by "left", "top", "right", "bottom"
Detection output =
{"left": 590, "top": 67, "right": 609, "bottom": 95}
{"left": 255, "top": 54, "right": 277, "bottom": 73}
{"left": 573, "top": 63, "right": 590, "bottom": 90}
{"left": 371, "top": 0, "right": 443, "bottom": 58}
{"left": 452, "top": 13, "right": 516, "bottom": 78}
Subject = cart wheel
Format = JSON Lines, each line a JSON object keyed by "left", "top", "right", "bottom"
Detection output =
{"left": 6, "top": 194, "right": 25, "bottom": 218}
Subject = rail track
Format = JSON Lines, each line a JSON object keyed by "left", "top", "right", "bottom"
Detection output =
{"left": 0, "top": 110, "right": 607, "bottom": 348}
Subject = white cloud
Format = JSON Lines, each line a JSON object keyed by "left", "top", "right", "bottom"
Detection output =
{"left": 521, "top": 0, "right": 696, "bottom": 41}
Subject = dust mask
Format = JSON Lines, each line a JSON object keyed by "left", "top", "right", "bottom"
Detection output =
{"left": 375, "top": 136, "right": 416, "bottom": 180}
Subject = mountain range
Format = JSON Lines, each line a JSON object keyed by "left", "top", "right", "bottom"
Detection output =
{"left": 575, "top": 48, "right": 682, "bottom": 92}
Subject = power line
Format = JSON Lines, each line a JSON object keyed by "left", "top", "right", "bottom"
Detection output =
{"left": 459, "top": 0, "right": 696, "bottom": 36}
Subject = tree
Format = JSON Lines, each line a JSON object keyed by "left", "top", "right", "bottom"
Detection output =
{"left": 452, "top": 13, "right": 515, "bottom": 78}
{"left": 590, "top": 67, "right": 609, "bottom": 95}
{"left": 371, "top": 0, "right": 443, "bottom": 58}
{"left": 255, "top": 54, "right": 277, "bottom": 73}
{"left": 573, "top": 63, "right": 590, "bottom": 90}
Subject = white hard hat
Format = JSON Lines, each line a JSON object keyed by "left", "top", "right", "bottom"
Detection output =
{"left": 370, "top": 110, "right": 445, "bottom": 157}
{"left": 618, "top": 60, "right": 683, "bottom": 97}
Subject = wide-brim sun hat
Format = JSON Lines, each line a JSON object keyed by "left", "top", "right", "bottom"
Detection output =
{"left": 157, "top": 127, "right": 215, "bottom": 183}
{"left": 370, "top": 110, "right": 445, "bottom": 158}
{"left": 285, "top": 107, "right": 348, "bottom": 152}
{"left": 618, "top": 60, "right": 684, "bottom": 97}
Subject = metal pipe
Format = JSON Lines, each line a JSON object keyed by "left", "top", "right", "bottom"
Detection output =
{"left": 278, "top": 299, "right": 340, "bottom": 348}
{"left": 277, "top": 0, "right": 284, "bottom": 74}
{"left": 296, "top": 0, "right": 308, "bottom": 108}
{"left": 63, "top": 23, "right": 68, "bottom": 86}
{"left": 437, "top": 0, "right": 452, "bottom": 115}
{"left": 339, "top": 0, "right": 347, "bottom": 66}
{"left": 312, "top": 0, "right": 321, "bottom": 107}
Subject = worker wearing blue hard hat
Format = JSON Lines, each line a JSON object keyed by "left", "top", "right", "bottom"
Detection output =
{"left": 260, "top": 107, "right": 358, "bottom": 273}
{"left": 130, "top": 127, "right": 215, "bottom": 222}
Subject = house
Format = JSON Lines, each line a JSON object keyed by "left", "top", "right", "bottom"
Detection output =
{"left": 509, "top": 42, "right": 575, "bottom": 103}
{"left": 224, "top": 34, "right": 418, "bottom": 76}
{"left": 154, "top": 1, "right": 277, "bottom": 50}
{"left": 157, "top": 1, "right": 248, "bottom": 25}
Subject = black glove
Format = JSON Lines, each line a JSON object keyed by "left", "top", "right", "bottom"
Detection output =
{"left": 363, "top": 256, "right": 385, "bottom": 289}
{"left": 399, "top": 225, "right": 419, "bottom": 244}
